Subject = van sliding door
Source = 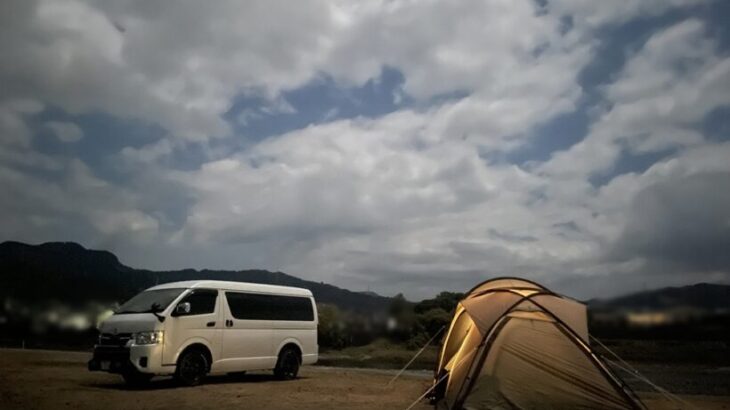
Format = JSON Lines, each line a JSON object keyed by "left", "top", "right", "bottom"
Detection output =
{"left": 220, "top": 292, "right": 275, "bottom": 371}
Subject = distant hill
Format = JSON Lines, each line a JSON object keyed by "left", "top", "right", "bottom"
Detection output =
{"left": 0, "top": 241, "right": 393, "bottom": 313}
{"left": 586, "top": 283, "right": 730, "bottom": 341}
{"left": 3, "top": 240, "right": 727, "bottom": 316}
{"left": 588, "top": 283, "right": 730, "bottom": 312}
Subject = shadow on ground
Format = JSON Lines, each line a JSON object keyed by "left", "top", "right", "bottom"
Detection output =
{"left": 86, "top": 372, "right": 309, "bottom": 391}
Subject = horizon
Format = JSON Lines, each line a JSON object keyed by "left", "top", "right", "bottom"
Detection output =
{"left": 1, "top": 1, "right": 729, "bottom": 300}
{"left": 4, "top": 239, "right": 728, "bottom": 302}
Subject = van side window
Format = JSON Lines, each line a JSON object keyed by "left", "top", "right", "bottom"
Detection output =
{"left": 178, "top": 289, "right": 218, "bottom": 316}
{"left": 225, "top": 292, "right": 314, "bottom": 321}
{"left": 225, "top": 292, "right": 270, "bottom": 320}
{"left": 269, "top": 295, "right": 314, "bottom": 321}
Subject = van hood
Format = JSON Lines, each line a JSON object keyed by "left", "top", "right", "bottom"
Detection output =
{"left": 99, "top": 313, "right": 165, "bottom": 334}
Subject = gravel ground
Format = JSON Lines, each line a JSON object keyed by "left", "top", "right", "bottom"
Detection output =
{"left": 1, "top": 349, "right": 728, "bottom": 410}
{"left": 616, "top": 362, "right": 730, "bottom": 396}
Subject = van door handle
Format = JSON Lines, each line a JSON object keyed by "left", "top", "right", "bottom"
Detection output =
{"left": 225, "top": 319, "right": 233, "bottom": 327}
{"left": 206, "top": 321, "right": 216, "bottom": 327}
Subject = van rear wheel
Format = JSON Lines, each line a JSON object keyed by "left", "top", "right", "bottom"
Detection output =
{"left": 175, "top": 349, "right": 208, "bottom": 386}
{"left": 274, "top": 347, "right": 300, "bottom": 380}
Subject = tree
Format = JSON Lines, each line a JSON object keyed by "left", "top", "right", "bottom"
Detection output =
{"left": 317, "top": 304, "right": 346, "bottom": 349}
{"left": 417, "top": 307, "right": 451, "bottom": 337}
{"left": 414, "top": 292, "right": 464, "bottom": 314}
{"left": 387, "top": 293, "right": 417, "bottom": 342}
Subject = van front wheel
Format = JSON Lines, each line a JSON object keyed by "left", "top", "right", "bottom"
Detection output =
{"left": 175, "top": 349, "right": 208, "bottom": 386}
{"left": 274, "top": 347, "right": 300, "bottom": 380}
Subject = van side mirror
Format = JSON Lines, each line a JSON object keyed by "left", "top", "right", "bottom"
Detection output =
{"left": 173, "top": 302, "right": 191, "bottom": 316}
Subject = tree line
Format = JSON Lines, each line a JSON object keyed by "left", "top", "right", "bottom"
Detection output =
{"left": 317, "top": 291, "right": 464, "bottom": 349}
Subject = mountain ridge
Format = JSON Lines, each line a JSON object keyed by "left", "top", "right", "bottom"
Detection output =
{"left": 0, "top": 241, "right": 392, "bottom": 313}
{"left": 2, "top": 241, "right": 728, "bottom": 314}
{"left": 587, "top": 282, "right": 730, "bottom": 312}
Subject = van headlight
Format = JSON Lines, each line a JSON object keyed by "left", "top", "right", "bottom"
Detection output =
{"left": 134, "top": 331, "right": 163, "bottom": 345}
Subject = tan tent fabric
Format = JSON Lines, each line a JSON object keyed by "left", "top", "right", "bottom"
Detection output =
{"left": 444, "top": 327, "right": 483, "bottom": 408}
{"left": 431, "top": 277, "right": 644, "bottom": 410}
{"left": 460, "top": 291, "right": 524, "bottom": 333}
{"left": 527, "top": 294, "right": 589, "bottom": 343}
{"left": 460, "top": 290, "right": 588, "bottom": 344}
{"left": 465, "top": 314, "right": 630, "bottom": 409}
{"left": 439, "top": 308, "right": 475, "bottom": 370}
{"left": 467, "top": 278, "right": 545, "bottom": 297}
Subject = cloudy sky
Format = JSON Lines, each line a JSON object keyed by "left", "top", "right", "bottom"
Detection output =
{"left": 1, "top": 0, "right": 729, "bottom": 300}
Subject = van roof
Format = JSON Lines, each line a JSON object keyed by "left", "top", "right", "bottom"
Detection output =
{"left": 148, "top": 280, "right": 313, "bottom": 297}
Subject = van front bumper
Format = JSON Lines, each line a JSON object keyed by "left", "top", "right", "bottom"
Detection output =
{"left": 88, "top": 344, "right": 168, "bottom": 375}
{"left": 88, "top": 346, "right": 132, "bottom": 373}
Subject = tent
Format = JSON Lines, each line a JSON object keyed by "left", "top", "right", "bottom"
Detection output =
{"left": 429, "top": 277, "right": 645, "bottom": 410}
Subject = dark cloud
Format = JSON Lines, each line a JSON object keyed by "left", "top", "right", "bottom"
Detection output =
{"left": 608, "top": 171, "right": 730, "bottom": 273}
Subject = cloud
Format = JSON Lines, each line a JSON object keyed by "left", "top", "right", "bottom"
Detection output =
{"left": 541, "top": 18, "right": 730, "bottom": 179}
{"left": 609, "top": 171, "right": 730, "bottom": 272}
{"left": 119, "top": 139, "right": 174, "bottom": 164}
{"left": 1, "top": 0, "right": 337, "bottom": 139}
{"left": 546, "top": 0, "right": 704, "bottom": 28}
{"left": 0, "top": 0, "right": 727, "bottom": 300}
{"left": 168, "top": 110, "right": 606, "bottom": 294}
{"left": 45, "top": 121, "right": 84, "bottom": 142}
{"left": 0, "top": 149, "right": 160, "bottom": 249}
{"left": 0, "top": 99, "right": 43, "bottom": 147}
{"left": 1, "top": 0, "right": 699, "bottom": 144}
{"left": 0, "top": 99, "right": 62, "bottom": 170}
{"left": 326, "top": 1, "right": 578, "bottom": 98}
{"left": 0, "top": 0, "right": 613, "bottom": 142}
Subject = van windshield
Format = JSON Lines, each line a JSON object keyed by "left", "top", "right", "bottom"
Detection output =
{"left": 116, "top": 288, "right": 186, "bottom": 314}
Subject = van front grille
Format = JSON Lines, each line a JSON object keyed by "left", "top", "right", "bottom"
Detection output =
{"left": 98, "top": 333, "right": 133, "bottom": 346}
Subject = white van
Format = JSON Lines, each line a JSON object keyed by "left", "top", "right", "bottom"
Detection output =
{"left": 88, "top": 280, "right": 318, "bottom": 386}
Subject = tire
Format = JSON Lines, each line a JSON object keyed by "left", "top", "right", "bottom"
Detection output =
{"left": 121, "top": 371, "right": 153, "bottom": 387}
{"left": 175, "top": 349, "right": 209, "bottom": 386}
{"left": 274, "top": 347, "right": 300, "bottom": 380}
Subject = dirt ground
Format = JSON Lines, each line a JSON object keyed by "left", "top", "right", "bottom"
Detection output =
{"left": 1, "top": 349, "right": 728, "bottom": 410}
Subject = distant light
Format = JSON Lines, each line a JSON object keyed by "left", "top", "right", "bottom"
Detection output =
{"left": 626, "top": 312, "right": 671, "bottom": 326}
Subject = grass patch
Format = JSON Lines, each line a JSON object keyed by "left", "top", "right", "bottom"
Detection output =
{"left": 318, "top": 339, "right": 438, "bottom": 370}
{"left": 318, "top": 338, "right": 730, "bottom": 370}
{"left": 593, "top": 339, "right": 730, "bottom": 365}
